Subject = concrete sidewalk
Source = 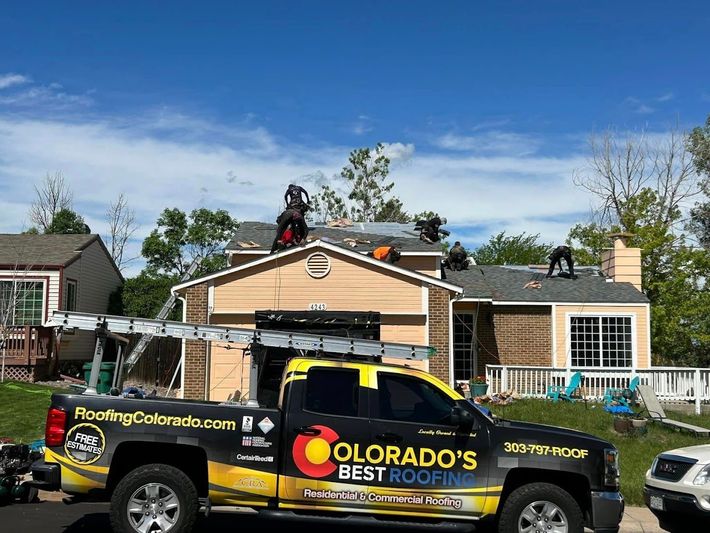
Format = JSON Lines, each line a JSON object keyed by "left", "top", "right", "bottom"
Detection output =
{"left": 619, "top": 506, "right": 663, "bottom": 533}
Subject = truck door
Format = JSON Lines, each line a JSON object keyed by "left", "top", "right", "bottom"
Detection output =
{"left": 279, "top": 361, "right": 371, "bottom": 510}
{"left": 367, "top": 369, "right": 495, "bottom": 519}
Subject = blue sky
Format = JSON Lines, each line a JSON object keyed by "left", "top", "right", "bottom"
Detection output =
{"left": 0, "top": 1, "right": 708, "bottom": 274}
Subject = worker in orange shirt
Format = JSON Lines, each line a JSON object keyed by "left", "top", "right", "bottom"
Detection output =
{"left": 371, "top": 246, "right": 401, "bottom": 264}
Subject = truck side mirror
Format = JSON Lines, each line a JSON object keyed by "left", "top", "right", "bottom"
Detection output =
{"left": 450, "top": 405, "right": 475, "bottom": 430}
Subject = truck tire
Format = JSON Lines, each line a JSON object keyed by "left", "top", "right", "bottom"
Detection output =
{"left": 110, "top": 463, "right": 198, "bottom": 533}
{"left": 497, "top": 482, "right": 584, "bottom": 533}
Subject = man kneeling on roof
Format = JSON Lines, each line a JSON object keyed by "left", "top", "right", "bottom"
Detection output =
{"left": 271, "top": 209, "right": 308, "bottom": 252}
{"left": 546, "top": 245, "right": 576, "bottom": 279}
{"left": 444, "top": 241, "right": 468, "bottom": 271}
{"left": 370, "top": 245, "right": 401, "bottom": 264}
{"left": 419, "top": 216, "right": 448, "bottom": 243}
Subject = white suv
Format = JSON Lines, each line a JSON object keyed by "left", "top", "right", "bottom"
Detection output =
{"left": 645, "top": 444, "right": 710, "bottom": 532}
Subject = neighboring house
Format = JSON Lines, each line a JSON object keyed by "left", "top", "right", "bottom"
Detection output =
{"left": 0, "top": 234, "right": 123, "bottom": 381}
{"left": 173, "top": 222, "right": 649, "bottom": 401}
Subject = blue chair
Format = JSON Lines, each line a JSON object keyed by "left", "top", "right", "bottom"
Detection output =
{"left": 546, "top": 372, "right": 583, "bottom": 402}
{"left": 603, "top": 376, "right": 639, "bottom": 407}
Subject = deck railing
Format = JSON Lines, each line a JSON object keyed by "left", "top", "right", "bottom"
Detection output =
{"left": 484, "top": 364, "right": 710, "bottom": 415}
{"left": 0, "top": 325, "right": 52, "bottom": 364}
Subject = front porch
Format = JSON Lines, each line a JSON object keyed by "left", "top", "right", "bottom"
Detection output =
{"left": 483, "top": 364, "right": 710, "bottom": 414}
{"left": 0, "top": 326, "right": 55, "bottom": 382}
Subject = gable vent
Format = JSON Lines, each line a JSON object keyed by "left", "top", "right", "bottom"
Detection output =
{"left": 305, "top": 252, "right": 331, "bottom": 279}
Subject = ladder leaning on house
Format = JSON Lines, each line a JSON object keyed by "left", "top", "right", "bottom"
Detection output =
{"left": 122, "top": 258, "right": 202, "bottom": 377}
{"left": 47, "top": 310, "right": 436, "bottom": 406}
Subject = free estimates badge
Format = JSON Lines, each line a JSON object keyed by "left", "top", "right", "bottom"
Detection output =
{"left": 64, "top": 423, "right": 106, "bottom": 465}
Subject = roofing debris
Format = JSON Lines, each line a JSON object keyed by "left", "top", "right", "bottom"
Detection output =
{"left": 327, "top": 217, "right": 353, "bottom": 228}
{"left": 236, "top": 240, "right": 260, "bottom": 248}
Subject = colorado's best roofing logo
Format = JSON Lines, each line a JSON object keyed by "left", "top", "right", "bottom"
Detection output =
{"left": 292, "top": 425, "right": 339, "bottom": 478}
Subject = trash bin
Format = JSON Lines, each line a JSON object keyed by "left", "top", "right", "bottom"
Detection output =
{"left": 82, "top": 362, "right": 116, "bottom": 394}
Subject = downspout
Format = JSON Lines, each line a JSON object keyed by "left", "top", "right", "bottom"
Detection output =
{"left": 177, "top": 293, "right": 187, "bottom": 399}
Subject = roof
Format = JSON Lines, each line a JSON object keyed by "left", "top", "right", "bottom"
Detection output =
{"left": 225, "top": 221, "right": 438, "bottom": 253}
{"left": 0, "top": 234, "right": 99, "bottom": 267}
{"left": 174, "top": 239, "right": 462, "bottom": 294}
{"left": 447, "top": 265, "right": 649, "bottom": 304}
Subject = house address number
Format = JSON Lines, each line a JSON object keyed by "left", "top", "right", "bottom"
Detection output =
{"left": 308, "top": 303, "right": 327, "bottom": 311}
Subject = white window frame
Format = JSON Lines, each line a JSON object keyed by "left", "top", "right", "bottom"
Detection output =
{"left": 452, "top": 311, "right": 477, "bottom": 383}
{"left": 0, "top": 278, "right": 47, "bottom": 326}
{"left": 565, "top": 312, "right": 637, "bottom": 369}
{"left": 66, "top": 279, "right": 78, "bottom": 311}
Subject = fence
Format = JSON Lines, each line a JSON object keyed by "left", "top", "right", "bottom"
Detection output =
{"left": 485, "top": 365, "right": 710, "bottom": 415}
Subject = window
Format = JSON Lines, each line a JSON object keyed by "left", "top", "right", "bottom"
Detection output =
{"left": 376, "top": 373, "right": 454, "bottom": 425}
{"left": 66, "top": 280, "right": 77, "bottom": 311}
{"left": 0, "top": 280, "right": 45, "bottom": 325}
{"left": 570, "top": 316, "right": 633, "bottom": 367}
{"left": 453, "top": 313, "right": 476, "bottom": 381}
{"left": 305, "top": 367, "right": 359, "bottom": 417}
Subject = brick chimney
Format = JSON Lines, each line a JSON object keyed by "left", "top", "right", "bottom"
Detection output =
{"left": 601, "top": 232, "right": 642, "bottom": 291}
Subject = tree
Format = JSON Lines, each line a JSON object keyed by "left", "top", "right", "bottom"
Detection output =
{"left": 569, "top": 128, "right": 709, "bottom": 366}
{"left": 45, "top": 208, "right": 91, "bottom": 234}
{"left": 29, "top": 172, "right": 73, "bottom": 232}
{"left": 109, "top": 272, "right": 181, "bottom": 320}
{"left": 141, "top": 208, "right": 239, "bottom": 277}
{"left": 473, "top": 231, "right": 551, "bottom": 265}
{"left": 687, "top": 115, "right": 710, "bottom": 248}
{"left": 310, "top": 184, "right": 348, "bottom": 223}
{"left": 310, "top": 143, "right": 411, "bottom": 223}
{"left": 106, "top": 193, "right": 139, "bottom": 271}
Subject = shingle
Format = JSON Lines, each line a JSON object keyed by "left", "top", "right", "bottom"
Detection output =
{"left": 446, "top": 265, "right": 649, "bottom": 303}
{"left": 226, "top": 221, "right": 439, "bottom": 252}
{"left": 0, "top": 234, "right": 98, "bottom": 266}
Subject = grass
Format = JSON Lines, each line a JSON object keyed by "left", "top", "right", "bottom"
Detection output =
{"left": 488, "top": 399, "right": 710, "bottom": 507}
{"left": 0, "top": 381, "right": 63, "bottom": 443}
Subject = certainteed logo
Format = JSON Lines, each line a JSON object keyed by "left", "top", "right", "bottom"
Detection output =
{"left": 292, "top": 425, "right": 339, "bottom": 478}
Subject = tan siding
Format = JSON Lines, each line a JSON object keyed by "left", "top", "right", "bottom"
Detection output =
{"left": 208, "top": 314, "right": 254, "bottom": 401}
{"left": 60, "top": 240, "right": 123, "bottom": 360}
{"left": 381, "top": 314, "right": 428, "bottom": 372}
{"left": 213, "top": 249, "right": 423, "bottom": 314}
{"left": 554, "top": 304, "right": 650, "bottom": 369}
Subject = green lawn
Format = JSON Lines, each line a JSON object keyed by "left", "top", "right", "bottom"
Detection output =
{"left": 489, "top": 400, "right": 710, "bottom": 507}
{"left": 0, "top": 381, "right": 63, "bottom": 443}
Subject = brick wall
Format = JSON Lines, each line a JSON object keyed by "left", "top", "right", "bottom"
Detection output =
{"left": 477, "top": 305, "right": 552, "bottom": 370}
{"left": 428, "top": 286, "right": 451, "bottom": 383}
{"left": 183, "top": 284, "right": 208, "bottom": 400}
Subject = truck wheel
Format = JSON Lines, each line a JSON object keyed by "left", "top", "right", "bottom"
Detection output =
{"left": 497, "top": 482, "right": 584, "bottom": 533}
{"left": 110, "top": 463, "right": 198, "bottom": 533}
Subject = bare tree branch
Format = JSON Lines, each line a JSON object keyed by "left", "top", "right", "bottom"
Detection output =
{"left": 106, "top": 193, "right": 139, "bottom": 271}
{"left": 573, "top": 127, "right": 698, "bottom": 229}
{"left": 29, "top": 171, "right": 73, "bottom": 232}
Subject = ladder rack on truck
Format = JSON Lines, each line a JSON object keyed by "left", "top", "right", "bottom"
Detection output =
{"left": 48, "top": 310, "right": 436, "bottom": 405}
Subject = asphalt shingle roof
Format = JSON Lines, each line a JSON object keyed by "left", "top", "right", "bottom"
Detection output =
{"left": 0, "top": 234, "right": 99, "bottom": 266}
{"left": 446, "top": 265, "right": 649, "bottom": 304}
{"left": 226, "top": 221, "right": 438, "bottom": 253}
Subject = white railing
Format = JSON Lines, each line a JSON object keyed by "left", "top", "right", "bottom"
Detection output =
{"left": 485, "top": 365, "right": 710, "bottom": 415}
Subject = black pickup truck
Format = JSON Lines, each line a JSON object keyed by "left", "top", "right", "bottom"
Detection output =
{"left": 33, "top": 356, "right": 624, "bottom": 533}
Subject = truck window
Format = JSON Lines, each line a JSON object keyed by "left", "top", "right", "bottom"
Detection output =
{"left": 376, "top": 372, "right": 454, "bottom": 425}
{"left": 305, "top": 367, "right": 359, "bottom": 417}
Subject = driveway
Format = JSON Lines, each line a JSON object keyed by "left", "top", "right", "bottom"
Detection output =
{"left": 0, "top": 501, "right": 663, "bottom": 533}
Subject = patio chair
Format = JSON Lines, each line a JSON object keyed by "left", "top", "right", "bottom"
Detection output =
{"left": 637, "top": 384, "right": 710, "bottom": 437}
{"left": 603, "top": 376, "right": 640, "bottom": 407}
{"left": 546, "top": 372, "right": 583, "bottom": 402}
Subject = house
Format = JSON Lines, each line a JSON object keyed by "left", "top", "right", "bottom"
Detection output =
{"left": 172, "top": 222, "right": 649, "bottom": 401}
{"left": 0, "top": 234, "right": 123, "bottom": 381}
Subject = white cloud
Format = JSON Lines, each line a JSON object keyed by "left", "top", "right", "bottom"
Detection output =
{"left": 624, "top": 97, "right": 654, "bottom": 115}
{"left": 656, "top": 92, "right": 674, "bottom": 102}
{"left": 381, "top": 142, "right": 415, "bottom": 163}
{"left": 0, "top": 85, "right": 93, "bottom": 107}
{"left": 350, "top": 115, "right": 373, "bottom": 136}
{"left": 433, "top": 131, "right": 542, "bottom": 156}
{"left": 0, "top": 108, "right": 599, "bottom": 275}
{"left": 0, "top": 73, "right": 30, "bottom": 90}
